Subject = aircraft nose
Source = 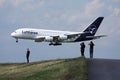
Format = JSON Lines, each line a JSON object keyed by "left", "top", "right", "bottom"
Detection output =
{"left": 11, "top": 32, "right": 16, "bottom": 37}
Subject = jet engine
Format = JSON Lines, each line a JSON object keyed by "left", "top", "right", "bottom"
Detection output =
{"left": 45, "top": 35, "right": 68, "bottom": 42}
{"left": 59, "top": 35, "right": 68, "bottom": 41}
{"left": 45, "top": 36, "right": 53, "bottom": 42}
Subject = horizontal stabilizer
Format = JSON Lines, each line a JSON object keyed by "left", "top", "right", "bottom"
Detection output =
{"left": 86, "top": 35, "right": 107, "bottom": 39}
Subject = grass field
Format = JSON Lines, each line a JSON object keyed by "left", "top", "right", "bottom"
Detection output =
{"left": 0, "top": 57, "right": 87, "bottom": 80}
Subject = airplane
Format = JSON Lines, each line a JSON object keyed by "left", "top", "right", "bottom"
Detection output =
{"left": 11, "top": 17, "right": 106, "bottom": 46}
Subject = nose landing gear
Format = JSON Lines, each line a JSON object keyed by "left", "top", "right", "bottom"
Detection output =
{"left": 16, "top": 38, "right": 18, "bottom": 43}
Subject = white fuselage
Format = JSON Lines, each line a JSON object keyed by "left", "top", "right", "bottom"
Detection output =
{"left": 11, "top": 28, "right": 80, "bottom": 43}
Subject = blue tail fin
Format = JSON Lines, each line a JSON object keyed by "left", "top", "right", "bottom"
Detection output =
{"left": 75, "top": 17, "right": 104, "bottom": 41}
{"left": 83, "top": 17, "right": 104, "bottom": 36}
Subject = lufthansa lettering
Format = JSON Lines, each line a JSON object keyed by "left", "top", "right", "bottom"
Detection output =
{"left": 22, "top": 31, "right": 38, "bottom": 34}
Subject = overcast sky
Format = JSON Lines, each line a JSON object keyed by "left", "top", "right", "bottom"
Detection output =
{"left": 0, "top": 0, "right": 120, "bottom": 63}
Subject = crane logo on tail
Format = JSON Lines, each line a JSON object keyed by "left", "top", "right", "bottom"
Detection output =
{"left": 88, "top": 25, "right": 96, "bottom": 34}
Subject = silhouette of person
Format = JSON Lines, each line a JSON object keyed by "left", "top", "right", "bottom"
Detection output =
{"left": 26, "top": 48, "right": 30, "bottom": 63}
{"left": 80, "top": 42, "right": 85, "bottom": 57}
{"left": 88, "top": 41, "right": 94, "bottom": 58}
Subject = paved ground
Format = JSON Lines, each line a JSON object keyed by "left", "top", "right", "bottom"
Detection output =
{"left": 87, "top": 59, "right": 120, "bottom": 80}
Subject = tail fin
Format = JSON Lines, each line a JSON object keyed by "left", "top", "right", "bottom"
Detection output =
{"left": 84, "top": 17, "right": 104, "bottom": 36}
{"left": 75, "top": 17, "right": 104, "bottom": 42}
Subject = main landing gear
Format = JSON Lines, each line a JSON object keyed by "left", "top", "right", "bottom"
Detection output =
{"left": 49, "top": 42, "right": 62, "bottom": 46}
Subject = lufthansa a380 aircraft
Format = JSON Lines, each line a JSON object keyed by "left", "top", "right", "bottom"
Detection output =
{"left": 11, "top": 17, "right": 106, "bottom": 46}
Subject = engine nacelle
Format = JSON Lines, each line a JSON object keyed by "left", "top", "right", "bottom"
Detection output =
{"left": 45, "top": 35, "right": 68, "bottom": 42}
{"left": 45, "top": 36, "right": 53, "bottom": 42}
{"left": 59, "top": 35, "right": 68, "bottom": 40}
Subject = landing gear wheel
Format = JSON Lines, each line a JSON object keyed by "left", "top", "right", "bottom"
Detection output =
{"left": 49, "top": 42, "right": 53, "bottom": 46}
{"left": 16, "top": 39, "right": 18, "bottom": 43}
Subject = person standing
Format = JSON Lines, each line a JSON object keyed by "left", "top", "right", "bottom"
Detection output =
{"left": 26, "top": 48, "right": 30, "bottom": 63}
{"left": 80, "top": 42, "right": 85, "bottom": 57}
{"left": 88, "top": 41, "right": 94, "bottom": 58}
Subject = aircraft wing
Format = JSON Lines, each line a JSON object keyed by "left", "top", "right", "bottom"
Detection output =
{"left": 65, "top": 32, "right": 87, "bottom": 38}
{"left": 34, "top": 36, "right": 62, "bottom": 42}
{"left": 86, "top": 35, "right": 107, "bottom": 39}
{"left": 50, "top": 32, "right": 88, "bottom": 42}
{"left": 34, "top": 32, "right": 89, "bottom": 42}
{"left": 35, "top": 36, "right": 45, "bottom": 42}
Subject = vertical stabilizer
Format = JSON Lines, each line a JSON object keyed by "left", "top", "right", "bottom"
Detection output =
{"left": 84, "top": 17, "right": 104, "bottom": 36}
{"left": 75, "top": 17, "right": 104, "bottom": 41}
